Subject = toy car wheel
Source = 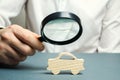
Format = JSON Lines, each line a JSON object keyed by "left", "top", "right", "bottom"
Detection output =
{"left": 71, "top": 70, "right": 80, "bottom": 75}
{"left": 52, "top": 70, "right": 60, "bottom": 75}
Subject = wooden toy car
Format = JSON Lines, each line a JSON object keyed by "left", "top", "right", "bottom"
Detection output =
{"left": 47, "top": 52, "right": 85, "bottom": 75}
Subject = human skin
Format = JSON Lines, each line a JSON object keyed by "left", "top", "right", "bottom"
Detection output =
{"left": 0, "top": 25, "right": 44, "bottom": 66}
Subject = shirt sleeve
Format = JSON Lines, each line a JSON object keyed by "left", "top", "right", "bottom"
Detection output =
{"left": 0, "top": 0, "right": 26, "bottom": 28}
{"left": 98, "top": 0, "right": 120, "bottom": 53}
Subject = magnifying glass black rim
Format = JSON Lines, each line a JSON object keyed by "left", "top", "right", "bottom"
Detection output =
{"left": 39, "top": 11, "right": 83, "bottom": 45}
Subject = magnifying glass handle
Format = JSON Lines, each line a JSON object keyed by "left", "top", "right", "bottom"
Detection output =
{"left": 38, "top": 37, "right": 45, "bottom": 42}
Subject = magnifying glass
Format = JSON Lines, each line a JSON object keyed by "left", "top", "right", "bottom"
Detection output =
{"left": 38, "top": 12, "right": 83, "bottom": 45}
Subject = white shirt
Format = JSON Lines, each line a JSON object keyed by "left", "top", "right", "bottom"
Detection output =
{"left": 0, "top": 0, "right": 120, "bottom": 53}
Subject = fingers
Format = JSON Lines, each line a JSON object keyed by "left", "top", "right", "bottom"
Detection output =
{"left": 0, "top": 24, "right": 45, "bottom": 66}
{"left": 0, "top": 53, "right": 19, "bottom": 66}
{"left": 0, "top": 42, "right": 27, "bottom": 62}
{"left": 8, "top": 25, "right": 44, "bottom": 51}
{"left": 0, "top": 27, "right": 35, "bottom": 56}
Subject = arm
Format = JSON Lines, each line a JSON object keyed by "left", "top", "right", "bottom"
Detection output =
{"left": 0, "top": 0, "right": 26, "bottom": 27}
{"left": 98, "top": 0, "right": 120, "bottom": 53}
{"left": 0, "top": 0, "right": 44, "bottom": 66}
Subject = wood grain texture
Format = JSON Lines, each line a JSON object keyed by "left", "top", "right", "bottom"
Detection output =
{"left": 47, "top": 52, "right": 85, "bottom": 75}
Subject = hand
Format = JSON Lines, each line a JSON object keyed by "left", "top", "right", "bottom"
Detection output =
{"left": 0, "top": 25, "right": 44, "bottom": 66}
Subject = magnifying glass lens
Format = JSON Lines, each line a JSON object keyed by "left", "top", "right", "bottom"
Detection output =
{"left": 43, "top": 19, "right": 80, "bottom": 42}
{"left": 39, "top": 12, "right": 83, "bottom": 45}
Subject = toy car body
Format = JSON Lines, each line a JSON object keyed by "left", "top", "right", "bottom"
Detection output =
{"left": 47, "top": 52, "right": 85, "bottom": 75}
